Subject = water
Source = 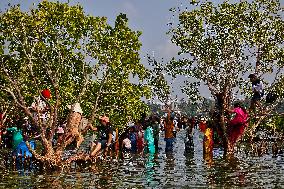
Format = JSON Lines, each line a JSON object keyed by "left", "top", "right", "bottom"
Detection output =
{"left": 1, "top": 129, "right": 284, "bottom": 188}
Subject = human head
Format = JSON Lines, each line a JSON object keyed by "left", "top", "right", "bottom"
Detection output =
{"left": 200, "top": 117, "right": 206, "bottom": 123}
{"left": 248, "top": 73, "right": 257, "bottom": 82}
{"left": 41, "top": 89, "right": 51, "bottom": 99}
{"left": 99, "top": 115, "right": 110, "bottom": 126}
{"left": 233, "top": 101, "right": 242, "bottom": 108}
{"left": 129, "top": 126, "right": 135, "bottom": 132}
{"left": 23, "top": 116, "right": 29, "bottom": 123}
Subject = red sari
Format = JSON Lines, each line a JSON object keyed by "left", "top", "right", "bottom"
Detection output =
{"left": 227, "top": 107, "right": 248, "bottom": 145}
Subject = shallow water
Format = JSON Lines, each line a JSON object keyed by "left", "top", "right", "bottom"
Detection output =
{"left": 1, "top": 129, "right": 284, "bottom": 188}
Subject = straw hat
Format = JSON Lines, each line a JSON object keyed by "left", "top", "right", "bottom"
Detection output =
{"left": 67, "top": 103, "right": 83, "bottom": 114}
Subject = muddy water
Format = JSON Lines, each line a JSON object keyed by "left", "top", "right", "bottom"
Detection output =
{"left": 1, "top": 129, "right": 284, "bottom": 188}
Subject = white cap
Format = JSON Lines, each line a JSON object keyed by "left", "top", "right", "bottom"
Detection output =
{"left": 68, "top": 103, "right": 83, "bottom": 114}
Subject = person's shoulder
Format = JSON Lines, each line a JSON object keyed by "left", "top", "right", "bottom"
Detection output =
{"left": 107, "top": 124, "right": 113, "bottom": 130}
{"left": 233, "top": 107, "right": 240, "bottom": 112}
{"left": 256, "top": 79, "right": 262, "bottom": 84}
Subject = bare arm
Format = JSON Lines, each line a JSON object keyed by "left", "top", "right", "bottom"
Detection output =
{"left": 106, "top": 133, "right": 112, "bottom": 147}
{"left": 88, "top": 123, "right": 97, "bottom": 131}
{"left": 225, "top": 108, "right": 235, "bottom": 114}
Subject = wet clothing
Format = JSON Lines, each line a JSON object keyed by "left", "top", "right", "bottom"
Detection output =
{"left": 164, "top": 113, "right": 175, "bottom": 152}
{"left": 96, "top": 124, "right": 113, "bottom": 149}
{"left": 129, "top": 132, "right": 137, "bottom": 152}
{"left": 135, "top": 124, "right": 144, "bottom": 153}
{"left": 97, "top": 125, "right": 113, "bottom": 141}
{"left": 227, "top": 107, "right": 248, "bottom": 145}
{"left": 144, "top": 126, "right": 155, "bottom": 154}
{"left": 152, "top": 123, "right": 160, "bottom": 141}
{"left": 6, "top": 127, "right": 23, "bottom": 150}
{"left": 164, "top": 120, "right": 174, "bottom": 139}
{"left": 14, "top": 140, "right": 35, "bottom": 158}
{"left": 152, "top": 122, "right": 160, "bottom": 150}
{"left": 199, "top": 122, "right": 207, "bottom": 133}
{"left": 164, "top": 138, "right": 175, "bottom": 152}
{"left": 203, "top": 128, "right": 213, "bottom": 155}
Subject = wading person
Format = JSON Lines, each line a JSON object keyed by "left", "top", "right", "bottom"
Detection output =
{"left": 151, "top": 115, "right": 160, "bottom": 152}
{"left": 89, "top": 116, "right": 113, "bottom": 158}
{"left": 135, "top": 121, "right": 144, "bottom": 154}
{"left": 164, "top": 108, "right": 175, "bottom": 152}
{"left": 128, "top": 126, "right": 137, "bottom": 153}
{"left": 203, "top": 123, "right": 213, "bottom": 166}
{"left": 144, "top": 121, "right": 155, "bottom": 154}
{"left": 226, "top": 102, "right": 249, "bottom": 151}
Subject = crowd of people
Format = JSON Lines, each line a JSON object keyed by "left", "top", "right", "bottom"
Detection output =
{"left": 85, "top": 108, "right": 195, "bottom": 161}
{"left": 0, "top": 99, "right": 251, "bottom": 162}
{"left": 0, "top": 73, "right": 272, "bottom": 166}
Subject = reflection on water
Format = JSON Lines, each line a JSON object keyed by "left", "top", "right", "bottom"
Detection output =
{"left": 1, "top": 129, "right": 284, "bottom": 188}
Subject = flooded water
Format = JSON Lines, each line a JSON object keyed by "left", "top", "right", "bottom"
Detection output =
{"left": 1, "top": 129, "right": 284, "bottom": 188}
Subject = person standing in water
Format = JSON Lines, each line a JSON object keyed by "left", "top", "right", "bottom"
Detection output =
{"left": 226, "top": 101, "right": 249, "bottom": 150}
{"left": 163, "top": 108, "right": 175, "bottom": 152}
{"left": 89, "top": 116, "right": 113, "bottom": 158}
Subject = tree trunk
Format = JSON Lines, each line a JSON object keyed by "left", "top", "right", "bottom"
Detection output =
{"left": 213, "top": 92, "right": 232, "bottom": 157}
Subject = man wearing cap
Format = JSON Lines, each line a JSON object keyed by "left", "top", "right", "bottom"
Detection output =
{"left": 89, "top": 115, "right": 113, "bottom": 158}
{"left": 248, "top": 74, "right": 264, "bottom": 113}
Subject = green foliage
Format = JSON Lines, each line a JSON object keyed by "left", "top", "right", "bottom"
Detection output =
{"left": 147, "top": 56, "right": 171, "bottom": 104}
{"left": 0, "top": 2, "right": 150, "bottom": 131}
{"left": 167, "top": 0, "right": 284, "bottom": 103}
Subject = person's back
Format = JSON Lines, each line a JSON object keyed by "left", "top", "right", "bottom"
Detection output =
{"left": 233, "top": 107, "right": 248, "bottom": 124}
{"left": 226, "top": 102, "right": 249, "bottom": 149}
{"left": 164, "top": 118, "right": 174, "bottom": 139}
{"left": 144, "top": 126, "right": 155, "bottom": 154}
{"left": 164, "top": 111, "right": 175, "bottom": 152}
{"left": 199, "top": 119, "right": 207, "bottom": 133}
{"left": 129, "top": 129, "right": 137, "bottom": 152}
{"left": 152, "top": 122, "right": 160, "bottom": 140}
{"left": 152, "top": 120, "right": 160, "bottom": 151}
{"left": 6, "top": 126, "right": 23, "bottom": 150}
{"left": 136, "top": 124, "right": 144, "bottom": 153}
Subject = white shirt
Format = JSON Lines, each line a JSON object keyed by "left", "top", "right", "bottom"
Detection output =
{"left": 252, "top": 80, "right": 263, "bottom": 94}
{"left": 31, "top": 96, "right": 49, "bottom": 121}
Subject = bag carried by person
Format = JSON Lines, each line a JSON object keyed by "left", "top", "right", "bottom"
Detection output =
{"left": 266, "top": 91, "right": 278, "bottom": 103}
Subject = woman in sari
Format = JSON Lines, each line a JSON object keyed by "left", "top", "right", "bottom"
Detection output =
{"left": 226, "top": 102, "right": 249, "bottom": 150}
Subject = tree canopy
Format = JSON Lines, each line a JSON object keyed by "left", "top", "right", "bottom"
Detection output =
{"left": 0, "top": 1, "right": 151, "bottom": 129}
{"left": 0, "top": 1, "right": 153, "bottom": 167}
{"left": 166, "top": 0, "right": 284, "bottom": 154}
{"left": 167, "top": 0, "right": 284, "bottom": 104}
